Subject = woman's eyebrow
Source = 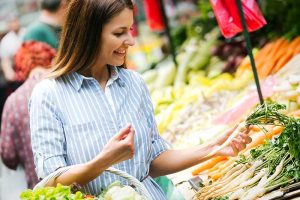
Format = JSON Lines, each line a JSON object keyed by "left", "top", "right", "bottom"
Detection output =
{"left": 117, "top": 27, "right": 127, "bottom": 30}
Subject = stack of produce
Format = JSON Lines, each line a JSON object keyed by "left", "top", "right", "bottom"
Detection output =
{"left": 237, "top": 36, "right": 300, "bottom": 78}
{"left": 211, "top": 40, "right": 248, "bottom": 74}
{"left": 193, "top": 103, "right": 300, "bottom": 200}
{"left": 162, "top": 90, "right": 237, "bottom": 148}
{"left": 151, "top": 71, "right": 253, "bottom": 137}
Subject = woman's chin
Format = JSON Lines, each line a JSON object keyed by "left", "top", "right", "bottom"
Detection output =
{"left": 110, "top": 61, "right": 125, "bottom": 67}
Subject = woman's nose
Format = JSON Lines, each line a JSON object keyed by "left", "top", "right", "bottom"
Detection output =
{"left": 124, "top": 33, "right": 135, "bottom": 46}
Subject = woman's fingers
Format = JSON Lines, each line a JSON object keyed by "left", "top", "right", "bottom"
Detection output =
{"left": 238, "top": 133, "right": 252, "bottom": 144}
{"left": 230, "top": 141, "right": 239, "bottom": 156}
{"left": 233, "top": 138, "right": 247, "bottom": 150}
{"left": 124, "top": 127, "right": 135, "bottom": 155}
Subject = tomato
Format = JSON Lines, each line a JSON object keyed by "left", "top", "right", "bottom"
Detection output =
{"left": 84, "top": 194, "right": 94, "bottom": 199}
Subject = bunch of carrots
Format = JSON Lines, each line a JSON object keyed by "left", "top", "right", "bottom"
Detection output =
{"left": 237, "top": 36, "right": 300, "bottom": 78}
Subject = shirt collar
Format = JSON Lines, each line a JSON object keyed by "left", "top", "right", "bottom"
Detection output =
{"left": 67, "top": 72, "right": 85, "bottom": 92}
{"left": 67, "top": 66, "right": 125, "bottom": 92}
{"left": 109, "top": 66, "right": 126, "bottom": 87}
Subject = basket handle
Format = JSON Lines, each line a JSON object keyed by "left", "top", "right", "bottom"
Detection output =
{"left": 33, "top": 166, "right": 152, "bottom": 200}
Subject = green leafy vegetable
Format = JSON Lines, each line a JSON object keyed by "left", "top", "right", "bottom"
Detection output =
{"left": 20, "top": 183, "right": 86, "bottom": 200}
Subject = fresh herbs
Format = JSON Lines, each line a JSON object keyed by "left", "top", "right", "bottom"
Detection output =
{"left": 245, "top": 102, "right": 300, "bottom": 160}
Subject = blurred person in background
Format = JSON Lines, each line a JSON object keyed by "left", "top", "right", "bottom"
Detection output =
{"left": 0, "top": 17, "right": 24, "bottom": 82}
{"left": 0, "top": 17, "right": 25, "bottom": 129}
{"left": 0, "top": 41, "right": 56, "bottom": 189}
{"left": 23, "top": 0, "right": 69, "bottom": 49}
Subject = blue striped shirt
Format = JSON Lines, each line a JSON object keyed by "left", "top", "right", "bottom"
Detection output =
{"left": 29, "top": 66, "right": 169, "bottom": 198}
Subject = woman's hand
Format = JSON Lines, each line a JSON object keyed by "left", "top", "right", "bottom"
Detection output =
{"left": 51, "top": 125, "right": 135, "bottom": 186}
{"left": 101, "top": 124, "right": 135, "bottom": 165}
{"left": 211, "top": 124, "right": 252, "bottom": 157}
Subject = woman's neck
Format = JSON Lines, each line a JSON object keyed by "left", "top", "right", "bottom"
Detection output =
{"left": 82, "top": 65, "right": 110, "bottom": 90}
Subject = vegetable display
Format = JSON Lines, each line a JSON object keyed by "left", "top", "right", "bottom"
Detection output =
{"left": 195, "top": 103, "right": 300, "bottom": 200}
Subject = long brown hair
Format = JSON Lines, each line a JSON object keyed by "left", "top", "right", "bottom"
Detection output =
{"left": 50, "top": 0, "right": 133, "bottom": 78}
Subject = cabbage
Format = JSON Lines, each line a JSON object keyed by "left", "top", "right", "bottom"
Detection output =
{"left": 102, "top": 181, "right": 145, "bottom": 200}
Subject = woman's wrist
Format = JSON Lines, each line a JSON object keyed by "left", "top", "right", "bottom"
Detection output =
{"left": 86, "top": 151, "right": 114, "bottom": 174}
{"left": 194, "top": 143, "right": 216, "bottom": 163}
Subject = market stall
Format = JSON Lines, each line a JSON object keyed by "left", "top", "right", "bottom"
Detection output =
{"left": 139, "top": 0, "right": 300, "bottom": 199}
{"left": 13, "top": 0, "right": 300, "bottom": 199}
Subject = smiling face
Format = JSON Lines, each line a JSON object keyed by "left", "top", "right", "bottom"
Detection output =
{"left": 96, "top": 8, "right": 135, "bottom": 67}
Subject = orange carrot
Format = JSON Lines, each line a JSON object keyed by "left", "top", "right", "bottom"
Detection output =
{"left": 207, "top": 157, "right": 237, "bottom": 178}
{"left": 272, "top": 52, "right": 293, "bottom": 73}
{"left": 245, "top": 126, "right": 284, "bottom": 150}
{"left": 288, "top": 36, "right": 300, "bottom": 51}
{"left": 251, "top": 125, "right": 261, "bottom": 132}
{"left": 258, "top": 38, "right": 289, "bottom": 77}
{"left": 210, "top": 161, "right": 236, "bottom": 181}
{"left": 241, "top": 41, "right": 275, "bottom": 70}
{"left": 292, "top": 42, "right": 300, "bottom": 56}
{"left": 210, "top": 171, "right": 226, "bottom": 181}
{"left": 254, "top": 42, "right": 276, "bottom": 67}
{"left": 192, "top": 156, "right": 227, "bottom": 176}
{"left": 207, "top": 158, "right": 229, "bottom": 173}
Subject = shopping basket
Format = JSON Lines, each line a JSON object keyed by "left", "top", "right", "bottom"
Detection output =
{"left": 33, "top": 165, "right": 153, "bottom": 200}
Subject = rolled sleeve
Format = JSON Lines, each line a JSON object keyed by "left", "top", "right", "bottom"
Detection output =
{"left": 138, "top": 74, "right": 170, "bottom": 162}
{"left": 37, "top": 154, "right": 67, "bottom": 178}
{"left": 150, "top": 125, "right": 169, "bottom": 161}
{"left": 29, "top": 81, "right": 67, "bottom": 179}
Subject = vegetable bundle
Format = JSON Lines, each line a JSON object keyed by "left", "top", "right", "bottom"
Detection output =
{"left": 237, "top": 36, "right": 300, "bottom": 78}
{"left": 195, "top": 102, "right": 300, "bottom": 200}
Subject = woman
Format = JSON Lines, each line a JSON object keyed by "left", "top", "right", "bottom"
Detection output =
{"left": 29, "top": 0, "right": 251, "bottom": 198}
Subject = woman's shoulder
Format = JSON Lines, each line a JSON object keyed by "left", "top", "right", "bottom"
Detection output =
{"left": 31, "top": 78, "right": 62, "bottom": 100}
{"left": 118, "top": 67, "right": 145, "bottom": 85}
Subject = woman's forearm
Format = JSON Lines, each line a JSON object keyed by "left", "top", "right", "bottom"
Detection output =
{"left": 46, "top": 153, "right": 114, "bottom": 187}
{"left": 149, "top": 144, "right": 215, "bottom": 178}
{"left": 45, "top": 125, "right": 136, "bottom": 187}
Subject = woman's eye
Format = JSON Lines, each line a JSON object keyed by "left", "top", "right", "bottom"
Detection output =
{"left": 114, "top": 32, "right": 124, "bottom": 36}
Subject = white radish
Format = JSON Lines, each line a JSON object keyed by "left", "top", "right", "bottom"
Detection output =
{"left": 211, "top": 161, "right": 262, "bottom": 197}
{"left": 242, "top": 159, "right": 285, "bottom": 200}
{"left": 236, "top": 167, "right": 267, "bottom": 189}
{"left": 229, "top": 188, "right": 245, "bottom": 200}
{"left": 200, "top": 165, "right": 248, "bottom": 198}
{"left": 240, "top": 175, "right": 268, "bottom": 199}
{"left": 203, "top": 163, "right": 242, "bottom": 192}
{"left": 265, "top": 158, "right": 285, "bottom": 183}
{"left": 244, "top": 187, "right": 268, "bottom": 200}
{"left": 205, "top": 122, "right": 247, "bottom": 158}
{"left": 229, "top": 168, "right": 267, "bottom": 200}
{"left": 218, "top": 162, "right": 240, "bottom": 181}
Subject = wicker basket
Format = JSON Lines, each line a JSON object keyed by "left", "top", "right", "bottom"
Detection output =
{"left": 33, "top": 166, "right": 152, "bottom": 200}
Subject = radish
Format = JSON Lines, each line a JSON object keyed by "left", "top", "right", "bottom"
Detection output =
{"left": 229, "top": 168, "right": 267, "bottom": 200}
{"left": 211, "top": 161, "right": 262, "bottom": 197}
{"left": 241, "top": 158, "right": 285, "bottom": 200}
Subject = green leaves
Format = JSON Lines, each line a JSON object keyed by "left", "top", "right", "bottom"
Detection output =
{"left": 235, "top": 154, "right": 247, "bottom": 166}
{"left": 280, "top": 119, "right": 300, "bottom": 160}
{"left": 246, "top": 102, "right": 300, "bottom": 160}
{"left": 246, "top": 102, "right": 288, "bottom": 128}
{"left": 20, "top": 184, "right": 86, "bottom": 200}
